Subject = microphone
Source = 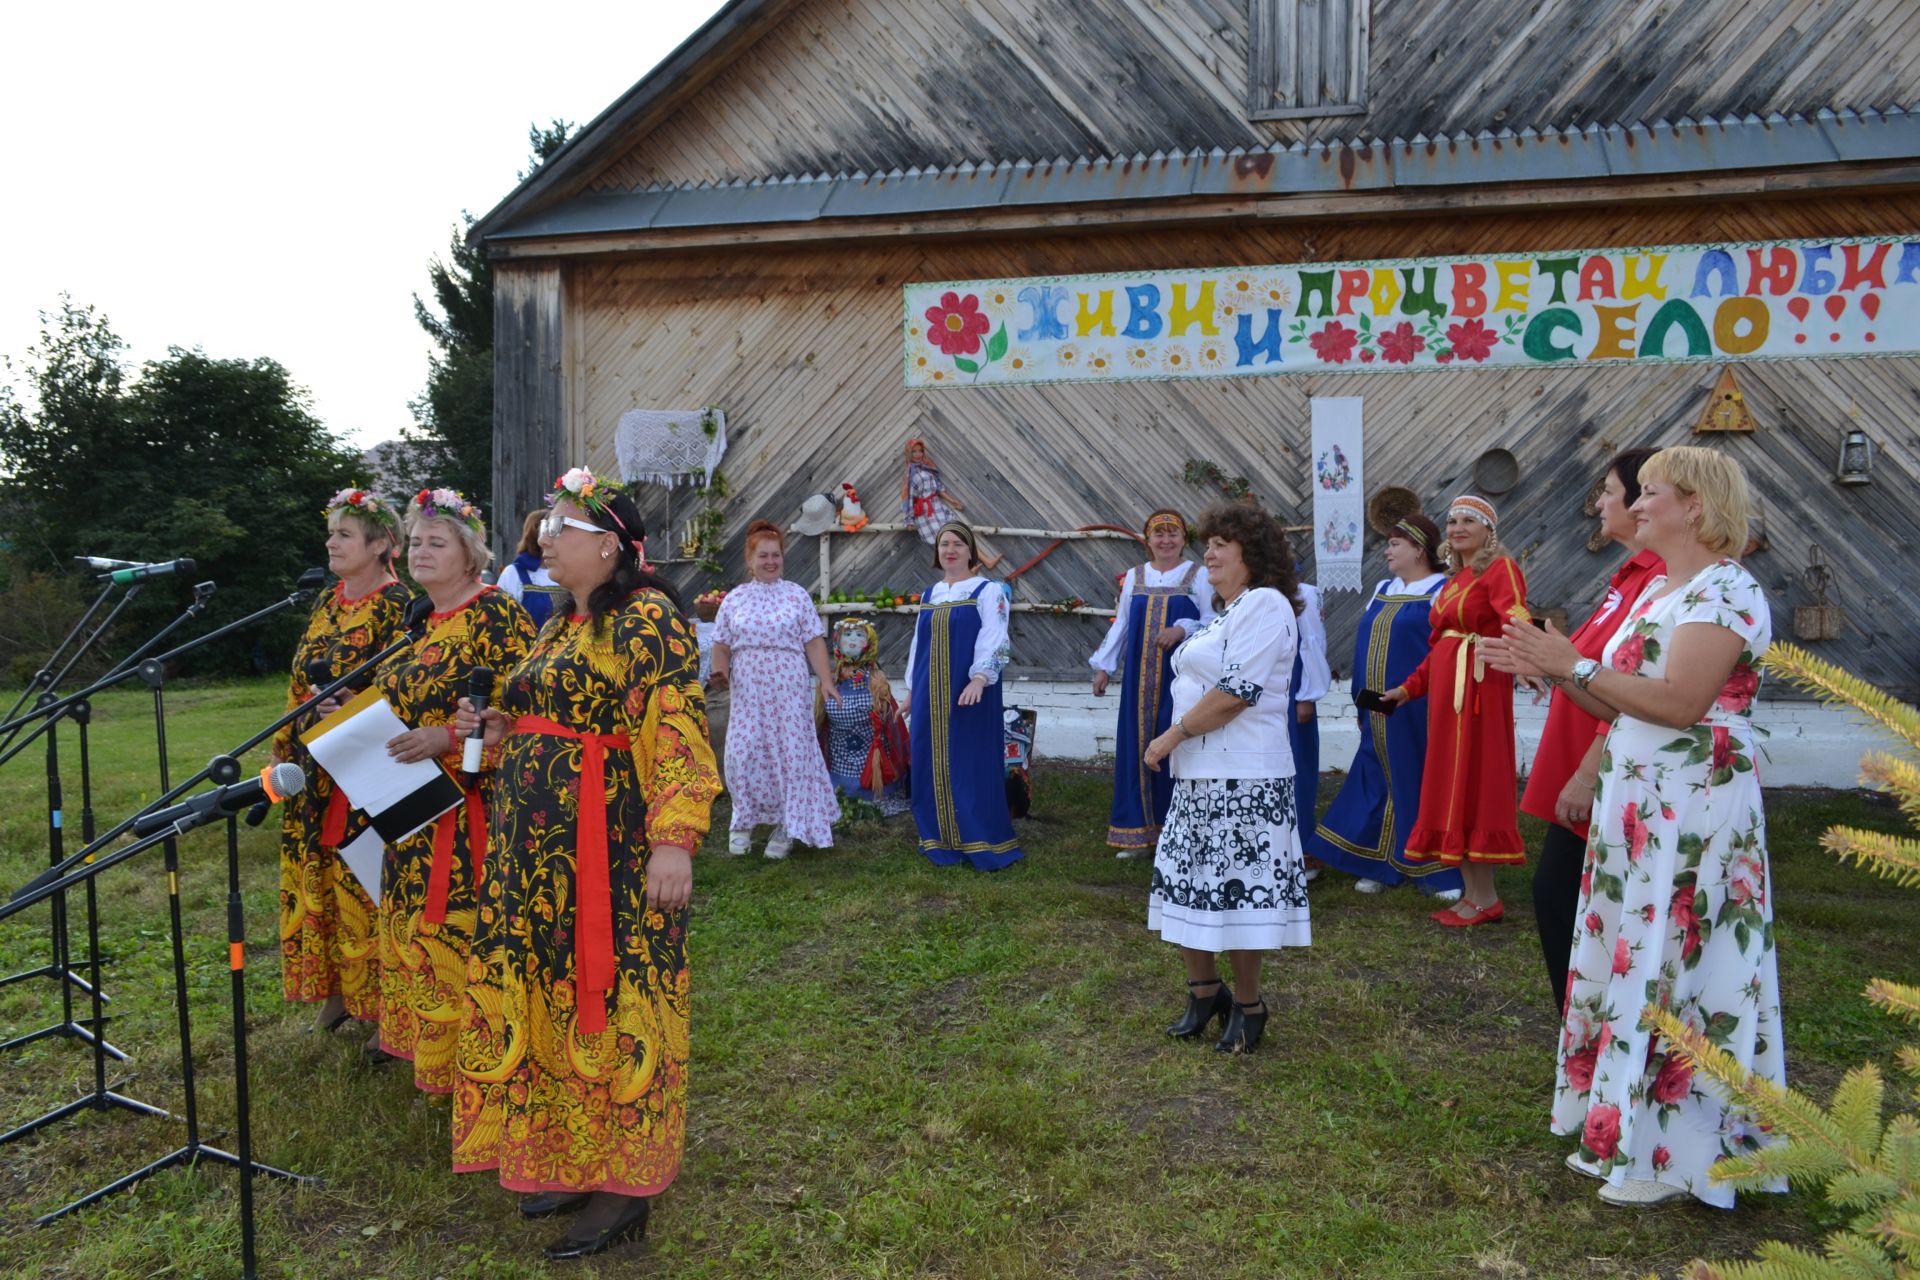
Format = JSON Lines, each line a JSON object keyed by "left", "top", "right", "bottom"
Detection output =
{"left": 75, "top": 556, "right": 141, "bottom": 570}
{"left": 461, "top": 668, "right": 495, "bottom": 778}
{"left": 403, "top": 593, "right": 433, "bottom": 633}
{"left": 132, "top": 763, "right": 306, "bottom": 838}
{"left": 296, "top": 567, "right": 328, "bottom": 593}
{"left": 106, "top": 558, "right": 197, "bottom": 585}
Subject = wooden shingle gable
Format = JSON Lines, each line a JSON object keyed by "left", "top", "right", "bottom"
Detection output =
{"left": 1247, "top": 0, "right": 1369, "bottom": 121}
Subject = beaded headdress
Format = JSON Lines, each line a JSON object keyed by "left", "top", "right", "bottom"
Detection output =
{"left": 1447, "top": 495, "right": 1499, "bottom": 530}
{"left": 1391, "top": 519, "right": 1430, "bottom": 549}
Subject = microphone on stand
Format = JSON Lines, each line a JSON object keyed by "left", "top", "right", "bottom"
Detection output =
{"left": 105, "top": 558, "right": 196, "bottom": 585}
{"left": 75, "top": 556, "right": 141, "bottom": 571}
{"left": 403, "top": 594, "right": 433, "bottom": 634}
{"left": 295, "top": 567, "right": 328, "bottom": 596}
{"left": 132, "top": 764, "right": 305, "bottom": 838}
{"left": 461, "top": 668, "right": 495, "bottom": 782}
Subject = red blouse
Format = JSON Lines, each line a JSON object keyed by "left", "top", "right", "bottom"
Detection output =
{"left": 1520, "top": 549, "right": 1666, "bottom": 838}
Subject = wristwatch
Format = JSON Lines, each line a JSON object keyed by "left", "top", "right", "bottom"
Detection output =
{"left": 1571, "top": 658, "right": 1601, "bottom": 690}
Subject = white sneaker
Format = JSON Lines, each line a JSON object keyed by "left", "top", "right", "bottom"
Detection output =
{"left": 1354, "top": 878, "right": 1386, "bottom": 894}
{"left": 763, "top": 828, "right": 792, "bottom": 860}
{"left": 1597, "top": 1178, "right": 1688, "bottom": 1208}
{"left": 1564, "top": 1151, "right": 1603, "bottom": 1180}
{"left": 726, "top": 831, "right": 750, "bottom": 857}
{"left": 1302, "top": 866, "right": 1321, "bottom": 882}
{"left": 1114, "top": 848, "right": 1145, "bottom": 860}
{"left": 1431, "top": 888, "right": 1464, "bottom": 903}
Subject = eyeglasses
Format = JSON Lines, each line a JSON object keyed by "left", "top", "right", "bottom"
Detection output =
{"left": 540, "top": 510, "right": 608, "bottom": 539}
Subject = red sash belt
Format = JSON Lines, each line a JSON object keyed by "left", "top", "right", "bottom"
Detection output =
{"left": 513, "top": 716, "right": 632, "bottom": 1034}
{"left": 320, "top": 786, "right": 349, "bottom": 849}
{"left": 912, "top": 495, "right": 935, "bottom": 518}
{"left": 424, "top": 785, "right": 487, "bottom": 926}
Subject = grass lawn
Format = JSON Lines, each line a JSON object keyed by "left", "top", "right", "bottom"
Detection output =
{"left": 0, "top": 676, "right": 1913, "bottom": 1278}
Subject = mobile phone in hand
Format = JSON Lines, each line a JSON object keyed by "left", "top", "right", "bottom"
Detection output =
{"left": 1354, "top": 688, "right": 1397, "bottom": 716}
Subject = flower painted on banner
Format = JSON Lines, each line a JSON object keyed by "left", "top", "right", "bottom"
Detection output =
{"left": 1378, "top": 322, "right": 1427, "bottom": 365}
{"left": 924, "top": 291, "right": 991, "bottom": 357}
{"left": 1196, "top": 339, "right": 1228, "bottom": 370}
{"left": 1308, "top": 321, "right": 1358, "bottom": 364}
{"left": 1007, "top": 349, "right": 1032, "bottom": 375}
{"left": 1056, "top": 344, "right": 1080, "bottom": 368}
{"left": 1650, "top": 1053, "right": 1695, "bottom": 1105}
{"left": 1161, "top": 346, "right": 1192, "bottom": 374}
{"left": 1086, "top": 348, "right": 1116, "bottom": 375}
{"left": 1717, "top": 663, "right": 1760, "bottom": 713}
{"left": 1582, "top": 1104, "right": 1622, "bottom": 1161}
{"left": 1446, "top": 318, "right": 1499, "bottom": 362}
{"left": 1127, "top": 343, "right": 1154, "bottom": 370}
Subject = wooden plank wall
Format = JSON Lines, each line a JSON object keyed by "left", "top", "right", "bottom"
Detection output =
{"left": 592, "top": 0, "right": 1920, "bottom": 191}
{"left": 550, "top": 191, "right": 1920, "bottom": 696}
{"left": 493, "top": 265, "right": 568, "bottom": 559}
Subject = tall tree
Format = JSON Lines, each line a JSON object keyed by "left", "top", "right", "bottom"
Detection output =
{"left": 0, "top": 303, "right": 361, "bottom": 672}
{"left": 392, "top": 120, "right": 576, "bottom": 514}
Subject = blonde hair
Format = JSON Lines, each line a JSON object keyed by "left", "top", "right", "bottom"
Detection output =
{"left": 1638, "top": 446, "right": 1751, "bottom": 556}
{"left": 403, "top": 508, "right": 493, "bottom": 579}
{"left": 327, "top": 508, "right": 398, "bottom": 570}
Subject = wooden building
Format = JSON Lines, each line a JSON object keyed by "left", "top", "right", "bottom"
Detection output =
{"left": 473, "top": 0, "right": 1920, "bottom": 709}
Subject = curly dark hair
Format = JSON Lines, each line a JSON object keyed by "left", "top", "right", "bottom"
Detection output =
{"left": 1194, "top": 501, "right": 1303, "bottom": 614}
{"left": 552, "top": 489, "right": 684, "bottom": 629}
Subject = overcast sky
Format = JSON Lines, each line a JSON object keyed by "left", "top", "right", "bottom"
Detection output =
{"left": 2, "top": 1, "right": 725, "bottom": 450}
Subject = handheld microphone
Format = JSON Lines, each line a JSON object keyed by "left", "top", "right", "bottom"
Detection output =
{"left": 461, "top": 668, "right": 495, "bottom": 778}
{"left": 132, "top": 763, "right": 306, "bottom": 838}
{"left": 107, "top": 558, "right": 196, "bottom": 585}
{"left": 75, "top": 556, "right": 141, "bottom": 570}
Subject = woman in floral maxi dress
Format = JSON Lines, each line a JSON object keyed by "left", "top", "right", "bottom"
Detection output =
{"left": 1487, "top": 446, "right": 1783, "bottom": 1210}
{"left": 709, "top": 520, "right": 839, "bottom": 858}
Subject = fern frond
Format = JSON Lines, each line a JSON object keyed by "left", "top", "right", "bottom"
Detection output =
{"left": 1895, "top": 1046, "right": 1920, "bottom": 1081}
{"left": 1763, "top": 644, "right": 1920, "bottom": 753}
{"left": 1821, "top": 828, "right": 1920, "bottom": 890}
{"left": 1859, "top": 754, "right": 1920, "bottom": 828}
{"left": 1650, "top": 1007, "right": 1864, "bottom": 1166}
{"left": 1864, "top": 981, "right": 1920, "bottom": 1029}
{"left": 1832, "top": 1064, "right": 1889, "bottom": 1151}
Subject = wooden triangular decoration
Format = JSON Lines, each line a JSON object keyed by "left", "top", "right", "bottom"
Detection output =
{"left": 1694, "top": 367, "right": 1757, "bottom": 433}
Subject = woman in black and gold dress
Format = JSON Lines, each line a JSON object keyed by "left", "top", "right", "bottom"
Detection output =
{"left": 371, "top": 489, "right": 535, "bottom": 1086}
{"left": 453, "top": 467, "right": 719, "bottom": 1260}
{"left": 277, "top": 487, "right": 413, "bottom": 1034}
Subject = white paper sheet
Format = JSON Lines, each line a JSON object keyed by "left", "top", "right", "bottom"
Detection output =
{"left": 337, "top": 827, "right": 384, "bottom": 908}
{"left": 300, "top": 691, "right": 458, "bottom": 843}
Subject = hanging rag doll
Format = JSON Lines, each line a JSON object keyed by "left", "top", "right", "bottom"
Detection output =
{"left": 816, "top": 618, "right": 911, "bottom": 814}
{"left": 899, "top": 437, "right": 964, "bottom": 545}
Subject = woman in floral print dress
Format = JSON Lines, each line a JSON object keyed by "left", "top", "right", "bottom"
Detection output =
{"left": 1487, "top": 446, "right": 1783, "bottom": 1210}
{"left": 276, "top": 488, "right": 413, "bottom": 1033}
{"left": 370, "top": 489, "right": 535, "bottom": 1087}
{"left": 452, "top": 469, "right": 720, "bottom": 1260}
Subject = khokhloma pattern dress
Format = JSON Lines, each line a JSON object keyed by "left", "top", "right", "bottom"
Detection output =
{"left": 1552, "top": 558, "right": 1785, "bottom": 1209}
{"left": 276, "top": 577, "right": 414, "bottom": 1018}
{"left": 372, "top": 586, "right": 535, "bottom": 1092}
{"left": 712, "top": 579, "right": 840, "bottom": 846}
{"left": 453, "top": 593, "right": 721, "bottom": 1197}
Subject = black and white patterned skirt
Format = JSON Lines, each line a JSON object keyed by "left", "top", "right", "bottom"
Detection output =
{"left": 1147, "top": 776, "right": 1312, "bottom": 951}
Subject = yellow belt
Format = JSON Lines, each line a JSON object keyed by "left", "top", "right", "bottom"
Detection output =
{"left": 1441, "top": 629, "right": 1485, "bottom": 713}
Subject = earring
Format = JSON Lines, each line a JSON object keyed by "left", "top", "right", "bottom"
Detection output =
{"left": 601, "top": 549, "right": 611, "bottom": 560}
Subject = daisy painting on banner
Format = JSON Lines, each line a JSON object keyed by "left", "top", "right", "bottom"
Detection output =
{"left": 901, "top": 237, "right": 1920, "bottom": 389}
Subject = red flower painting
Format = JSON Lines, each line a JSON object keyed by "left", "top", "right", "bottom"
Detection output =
{"left": 925, "top": 291, "right": 991, "bottom": 357}
{"left": 1378, "top": 321, "right": 1426, "bottom": 364}
{"left": 1446, "top": 318, "right": 1499, "bottom": 362}
{"left": 1308, "top": 321, "right": 1358, "bottom": 364}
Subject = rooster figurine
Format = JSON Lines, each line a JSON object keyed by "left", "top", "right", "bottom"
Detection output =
{"left": 838, "top": 482, "right": 870, "bottom": 532}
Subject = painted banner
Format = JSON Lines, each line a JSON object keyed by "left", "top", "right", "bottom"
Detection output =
{"left": 1309, "top": 398, "right": 1364, "bottom": 593}
{"left": 903, "top": 237, "right": 1920, "bottom": 389}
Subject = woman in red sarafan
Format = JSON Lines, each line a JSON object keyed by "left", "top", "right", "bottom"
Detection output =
{"left": 1386, "top": 495, "right": 1530, "bottom": 927}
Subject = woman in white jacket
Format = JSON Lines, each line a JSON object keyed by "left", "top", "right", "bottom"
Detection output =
{"left": 1143, "top": 501, "right": 1311, "bottom": 1055}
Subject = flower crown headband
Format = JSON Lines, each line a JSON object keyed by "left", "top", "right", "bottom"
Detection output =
{"left": 323, "top": 486, "right": 399, "bottom": 532}
{"left": 552, "top": 467, "right": 645, "bottom": 551}
{"left": 411, "top": 487, "right": 484, "bottom": 534}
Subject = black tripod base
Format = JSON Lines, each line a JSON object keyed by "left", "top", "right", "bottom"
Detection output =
{"left": 0, "top": 1016, "right": 126, "bottom": 1061}
{"left": 34, "top": 1142, "right": 318, "bottom": 1227}
{"left": 0, "top": 1087, "right": 171, "bottom": 1146}
{"left": 0, "top": 961, "right": 112, "bottom": 999}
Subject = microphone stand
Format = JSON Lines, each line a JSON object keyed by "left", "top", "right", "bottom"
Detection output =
{"left": 0, "top": 576, "right": 139, "bottom": 755}
{"left": 0, "top": 584, "right": 217, "bottom": 1065}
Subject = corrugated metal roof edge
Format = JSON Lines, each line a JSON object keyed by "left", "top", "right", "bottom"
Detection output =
{"left": 482, "top": 105, "right": 1920, "bottom": 243}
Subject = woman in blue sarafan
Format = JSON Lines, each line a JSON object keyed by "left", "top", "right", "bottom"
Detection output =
{"left": 1304, "top": 514, "right": 1464, "bottom": 897}
{"left": 1089, "top": 509, "right": 1214, "bottom": 857}
{"left": 903, "top": 521, "right": 1023, "bottom": 870}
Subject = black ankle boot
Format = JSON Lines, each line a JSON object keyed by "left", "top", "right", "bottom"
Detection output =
{"left": 1215, "top": 999, "right": 1269, "bottom": 1054}
{"left": 1166, "top": 979, "right": 1232, "bottom": 1039}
